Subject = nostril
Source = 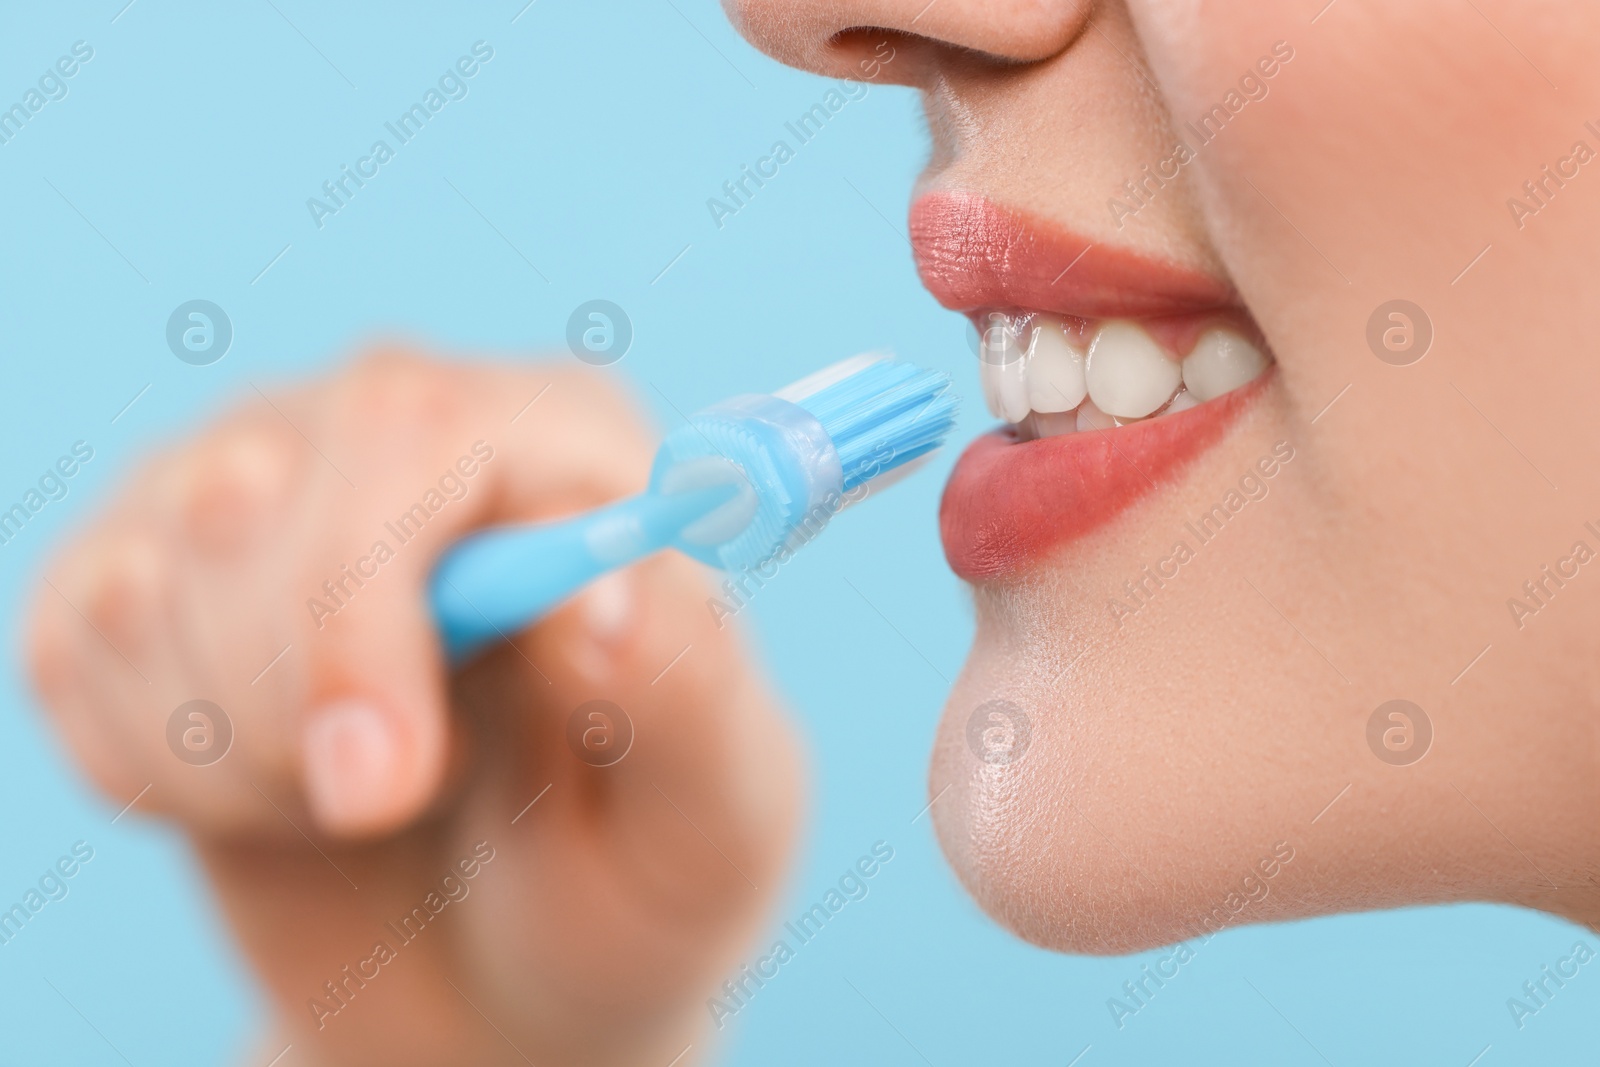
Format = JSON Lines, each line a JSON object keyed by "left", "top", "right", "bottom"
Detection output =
{"left": 830, "top": 25, "right": 1020, "bottom": 75}
{"left": 839, "top": 2, "right": 1091, "bottom": 67}
{"left": 830, "top": 25, "right": 914, "bottom": 64}
{"left": 729, "top": 0, "right": 1091, "bottom": 82}
{"left": 825, "top": 27, "right": 957, "bottom": 86}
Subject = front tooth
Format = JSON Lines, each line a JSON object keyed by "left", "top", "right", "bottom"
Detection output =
{"left": 996, "top": 354, "right": 1028, "bottom": 423}
{"left": 979, "top": 314, "right": 1030, "bottom": 422}
{"left": 980, "top": 360, "right": 1002, "bottom": 418}
{"left": 1025, "top": 316, "right": 1088, "bottom": 413}
{"left": 1181, "top": 328, "right": 1270, "bottom": 401}
{"left": 977, "top": 313, "right": 1006, "bottom": 417}
{"left": 1086, "top": 320, "right": 1182, "bottom": 419}
{"left": 1031, "top": 410, "right": 1078, "bottom": 437}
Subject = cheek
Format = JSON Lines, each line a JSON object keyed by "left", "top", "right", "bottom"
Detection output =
{"left": 1122, "top": 0, "right": 1274, "bottom": 111}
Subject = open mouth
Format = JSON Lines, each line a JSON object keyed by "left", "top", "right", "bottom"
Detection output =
{"left": 912, "top": 191, "right": 1276, "bottom": 580}
{"left": 973, "top": 309, "right": 1271, "bottom": 437}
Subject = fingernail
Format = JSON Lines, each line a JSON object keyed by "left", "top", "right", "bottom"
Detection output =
{"left": 579, "top": 570, "right": 636, "bottom": 645}
{"left": 564, "top": 571, "right": 639, "bottom": 683}
{"left": 303, "top": 699, "right": 401, "bottom": 832}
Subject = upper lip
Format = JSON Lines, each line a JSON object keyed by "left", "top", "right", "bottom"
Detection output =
{"left": 909, "top": 190, "right": 1239, "bottom": 320}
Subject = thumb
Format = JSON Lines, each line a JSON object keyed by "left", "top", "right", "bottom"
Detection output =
{"left": 298, "top": 563, "right": 452, "bottom": 838}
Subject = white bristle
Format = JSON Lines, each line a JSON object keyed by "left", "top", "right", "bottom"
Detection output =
{"left": 772, "top": 353, "right": 892, "bottom": 403}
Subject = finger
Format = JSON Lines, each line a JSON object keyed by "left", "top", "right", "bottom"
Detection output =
{"left": 445, "top": 549, "right": 801, "bottom": 1009}
{"left": 278, "top": 353, "right": 661, "bottom": 838}
{"left": 25, "top": 533, "right": 155, "bottom": 805}
{"left": 523, "top": 550, "right": 803, "bottom": 921}
{"left": 46, "top": 437, "right": 294, "bottom": 818}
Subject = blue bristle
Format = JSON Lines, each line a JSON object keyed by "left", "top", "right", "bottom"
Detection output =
{"left": 792, "top": 360, "right": 958, "bottom": 490}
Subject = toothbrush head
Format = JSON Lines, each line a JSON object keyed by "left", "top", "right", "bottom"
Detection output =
{"left": 650, "top": 356, "right": 958, "bottom": 572}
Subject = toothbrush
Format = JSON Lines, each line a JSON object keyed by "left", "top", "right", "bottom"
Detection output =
{"left": 429, "top": 355, "right": 958, "bottom": 662}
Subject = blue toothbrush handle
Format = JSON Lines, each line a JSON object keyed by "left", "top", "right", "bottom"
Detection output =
{"left": 429, "top": 484, "right": 736, "bottom": 663}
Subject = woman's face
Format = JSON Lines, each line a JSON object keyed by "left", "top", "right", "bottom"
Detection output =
{"left": 730, "top": 0, "right": 1600, "bottom": 949}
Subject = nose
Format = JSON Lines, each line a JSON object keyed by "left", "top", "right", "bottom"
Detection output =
{"left": 724, "top": 0, "right": 1094, "bottom": 86}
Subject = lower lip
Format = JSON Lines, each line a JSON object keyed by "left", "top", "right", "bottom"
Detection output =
{"left": 939, "top": 375, "right": 1272, "bottom": 581}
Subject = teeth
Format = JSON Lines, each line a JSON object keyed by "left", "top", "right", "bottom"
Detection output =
{"left": 1076, "top": 398, "right": 1117, "bottom": 433}
{"left": 996, "top": 356, "right": 1029, "bottom": 423}
{"left": 1085, "top": 320, "right": 1182, "bottom": 419}
{"left": 1181, "top": 328, "right": 1269, "bottom": 402}
{"left": 1165, "top": 387, "right": 1199, "bottom": 414}
{"left": 1031, "top": 410, "right": 1078, "bottom": 437}
{"left": 978, "top": 314, "right": 1030, "bottom": 422}
{"left": 1024, "top": 317, "right": 1088, "bottom": 413}
{"left": 977, "top": 314, "right": 1004, "bottom": 417}
{"left": 977, "top": 313, "right": 1271, "bottom": 433}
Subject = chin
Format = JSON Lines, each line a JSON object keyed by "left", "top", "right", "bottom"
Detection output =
{"left": 925, "top": 480, "right": 1437, "bottom": 957}
{"left": 927, "top": 642, "right": 1345, "bottom": 957}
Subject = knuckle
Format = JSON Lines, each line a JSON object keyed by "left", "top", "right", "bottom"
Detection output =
{"left": 351, "top": 345, "right": 434, "bottom": 385}
{"left": 138, "top": 444, "right": 201, "bottom": 522}
{"left": 83, "top": 532, "right": 166, "bottom": 650}
{"left": 548, "top": 363, "right": 634, "bottom": 413}
{"left": 346, "top": 348, "right": 463, "bottom": 435}
{"left": 180, "top": 424, "right": 296, "bottom": 554}
{"left": 536, "top": 366, "right": 655, "bottom": 455}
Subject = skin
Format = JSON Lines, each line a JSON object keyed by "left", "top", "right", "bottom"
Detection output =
{"left": 726, "top": 0, "right": 1600, "bottom": 950}
{"left": 24, "top": 1, "right": 1600, "bottom": 1061}
{"left": 27, "top": 353, "right": 801, "bottom": 1066}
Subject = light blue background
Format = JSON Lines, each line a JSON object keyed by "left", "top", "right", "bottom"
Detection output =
{"left": 0, "top": 2, "right": 1593, "bottom": 1064}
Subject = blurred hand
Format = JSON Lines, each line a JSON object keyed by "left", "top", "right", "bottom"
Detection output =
{"left": 25, "top": 350, "right": 802, "bottom": 1067}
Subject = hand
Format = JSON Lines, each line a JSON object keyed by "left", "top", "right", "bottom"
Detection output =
{"left": 25, "top": 350, "right": 803, "bottom": 1066}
